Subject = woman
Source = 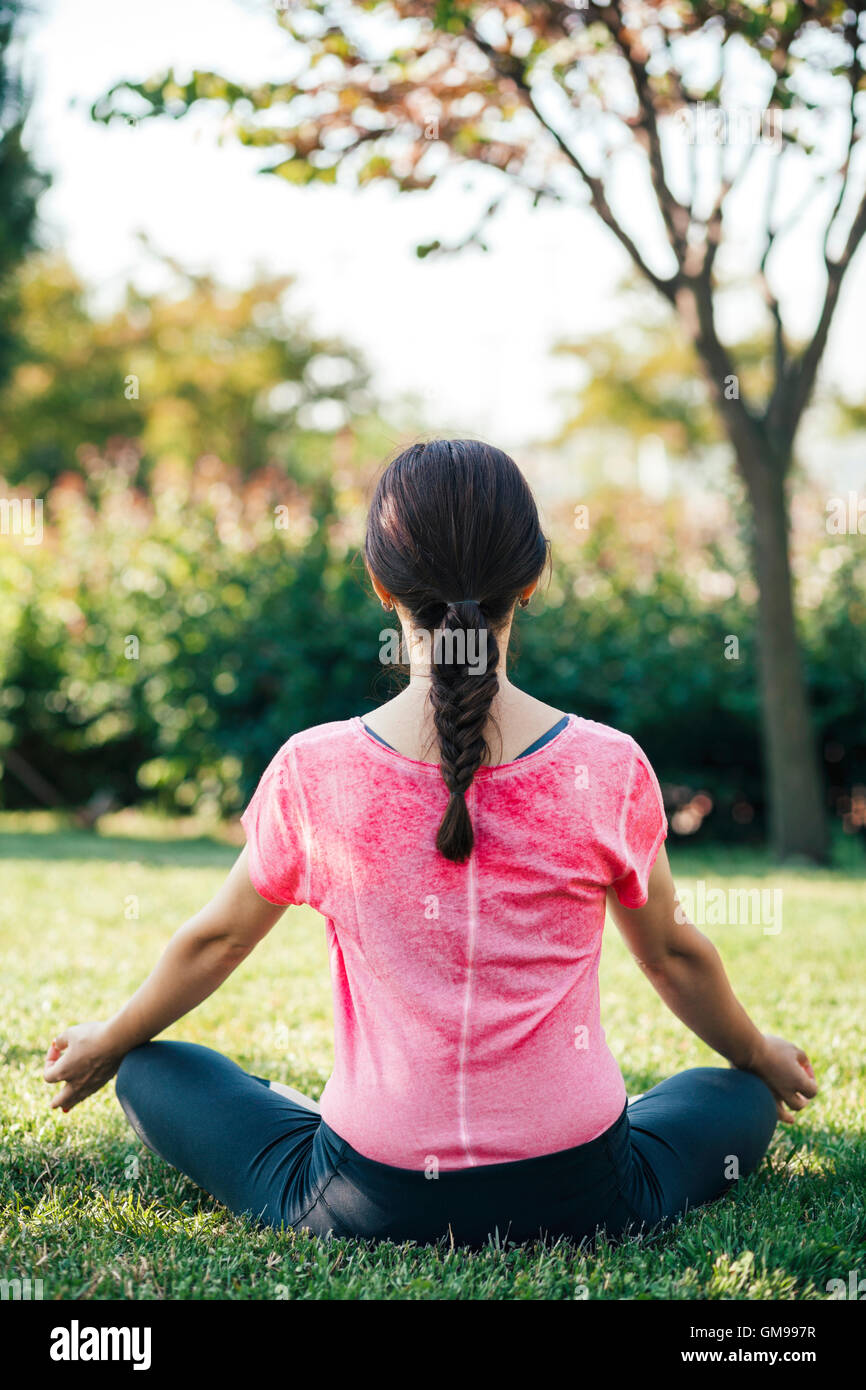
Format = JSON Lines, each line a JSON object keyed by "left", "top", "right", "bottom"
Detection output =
{"left": 43, "top": 439, "right": 817, "bottom": 1250}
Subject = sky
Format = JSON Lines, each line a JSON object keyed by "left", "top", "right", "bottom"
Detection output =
{"left": 18, "top": 0, "right": 866, "bottom": 471}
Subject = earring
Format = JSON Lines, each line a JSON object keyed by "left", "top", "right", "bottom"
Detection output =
{"left": 519, "top": 596, "right": 530, "bottom": 609}
{"left": 381, "top": 598, "right": 393, "bottom": 611}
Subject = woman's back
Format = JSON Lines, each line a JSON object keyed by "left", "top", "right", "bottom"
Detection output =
{"left": 242, "top": 710, "right": 667, "bottom": 1168}
{"left": 98, "top": 436, "right": 804, "bottom": 1251}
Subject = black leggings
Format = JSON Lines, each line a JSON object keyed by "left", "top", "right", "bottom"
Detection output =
{"left": 115, "top": 1042, "right": 778, "bottom": 1249}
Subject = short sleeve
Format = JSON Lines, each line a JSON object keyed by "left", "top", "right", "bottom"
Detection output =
{"left": 240, "top": 739, "right": 311, "bottom": 907}
{"left": 610, "top": 742, "right": 668, "bottom": 908}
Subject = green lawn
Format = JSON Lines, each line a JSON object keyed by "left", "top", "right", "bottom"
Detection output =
{"left": 1, "top": 812, "right": 863, "bottom": 1300}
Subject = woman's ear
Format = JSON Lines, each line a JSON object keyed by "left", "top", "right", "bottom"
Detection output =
{"left": 367, "top": 566, "right": 390, "bottom": 606}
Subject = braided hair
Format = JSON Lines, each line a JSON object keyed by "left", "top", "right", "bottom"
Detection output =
{"left": 364, "top": 439, "right": 549, "bottom": 863}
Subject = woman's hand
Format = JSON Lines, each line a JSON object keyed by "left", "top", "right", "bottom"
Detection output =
{"left": 43, "top": 1023, "right": 125, "bottom": 1112}
{"left": 745, "top": 1034, "right": 818, "bottom": 1123}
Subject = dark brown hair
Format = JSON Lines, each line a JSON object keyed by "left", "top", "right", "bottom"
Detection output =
{"left": 364, "top": 438, "right": 549, "bottom": 862}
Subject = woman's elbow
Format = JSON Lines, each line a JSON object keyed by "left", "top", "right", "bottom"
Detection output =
{"left": 634, "top": 931, "right": 714, "bottom": 978}
{"left": 174, "top": 914, "right": 253, "bottom": 962}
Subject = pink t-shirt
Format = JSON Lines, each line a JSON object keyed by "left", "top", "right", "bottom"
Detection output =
{"left": 241, "top": 713, "right": 667, "bottom": 1170}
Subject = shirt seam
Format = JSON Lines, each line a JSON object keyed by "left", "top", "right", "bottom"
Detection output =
{"left": 350, "top": 713, "right": 580, "bottom": 780}
{"left": 456, "top": 780, "right": 479, "bottom": 1167}
{"left": 617, "top": 742, "right": 639, "bottom": 879}
{"left": 615, "top": 741, "right": 667, "bottom": 907}
{"left": 363, "top": 714, "right": 570, "bottom": 762}
{"left": 288, "top": 740, "right": 313, "bottom": 905}
{"left": 619, "top": 818, "right": 668, "bottom": 908}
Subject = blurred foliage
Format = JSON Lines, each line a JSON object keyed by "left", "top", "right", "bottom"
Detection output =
{"left": 0, "top": 451, "right": 380, "bottom": 816}
{"left": 1, "top": 456, "right": 864, "bottom": 849}
{"left": 0, "top": 254, "right": 384, "bottom": 492}
{"left": 84, "top": 0, "right": 866, "bottom": 862}
{"left": 552, "top": 276, "right": 862, "bottom": 474}
{"left": 0, "top": 236, "right": 861, "bottom": 850}
{"left": 0, "top": 1, "right": 50, "bottom": 390}
{"left": 552, "top": 278, "right": 799, "bottom": 457}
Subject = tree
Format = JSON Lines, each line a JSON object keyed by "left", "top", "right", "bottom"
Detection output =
{"left": 0, "top": 0, "right": 49, "bottom": 388}
{"left": 0, "top": 254, "right": 378, "bottom": 491}
{"left": 550, "top": 272, "right": 847, "bottom": 484}
{"left": 91, "top": 1, "right": 866, "bottom": 860}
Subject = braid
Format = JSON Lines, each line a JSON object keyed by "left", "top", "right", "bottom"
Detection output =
{"left": 363, "top": 438, "right": 550, "bottom": 863}
{"left": 430, "top": 600, "right": 500, "bottom": 863}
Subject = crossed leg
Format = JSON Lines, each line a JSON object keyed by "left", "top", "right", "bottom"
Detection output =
{"left": 115, "top": 1040, "right": 328, "bottom": 1228}
{"left": 623, "top": 1067, "right": 779, "bottom": 1229}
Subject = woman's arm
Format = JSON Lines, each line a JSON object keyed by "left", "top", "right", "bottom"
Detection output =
{"left": 43, "top": 846, "right": 284, "bottom": 1112}
{"left": 607, "top": 845, "right": 818, "bottom": 1122}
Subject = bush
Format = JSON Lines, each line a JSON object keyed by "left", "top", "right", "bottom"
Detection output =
{"left": 1, "top": 456, "right": 864, "bottom": 850}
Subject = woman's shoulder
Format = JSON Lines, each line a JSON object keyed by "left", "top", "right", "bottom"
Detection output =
{"left": 271, "top": 718, "right": 359, "bottom": 764}
{"left": 289, "top": 718, "right": 357, "bottom": 746}
{"left": 566, "top": 714, "right": 652, "bottom": 770}
{"left": 509, "top": 692, "right": 640, "bottom": 763}
{"left": 255, "top": 719, "right": 358, "bottom": 773}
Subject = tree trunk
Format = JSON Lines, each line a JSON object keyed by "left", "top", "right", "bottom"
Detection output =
{"left": 678, "top": 279, "right": 829, "bottom": 861}
{"left": 740, "top": 452, "right": 828, "bottom": 862}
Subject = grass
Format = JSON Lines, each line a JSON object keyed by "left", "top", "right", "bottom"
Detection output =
{"left": 0, "top": 811, "right": 864, "bottom": 1301}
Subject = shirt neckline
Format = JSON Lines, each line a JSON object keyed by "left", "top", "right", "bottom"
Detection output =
{"left": 350, "top": 712, "right": 577, "bottom": 778}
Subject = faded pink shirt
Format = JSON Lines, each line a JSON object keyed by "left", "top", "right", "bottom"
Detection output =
{"left": 241, "top": 713, "right": 667, "bottom": 1170}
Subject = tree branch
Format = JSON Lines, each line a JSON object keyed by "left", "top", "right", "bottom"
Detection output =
{"left": 780, "top": 14, "right": 865, "bottom": 450}
{"left": 593, "top": 2, "right": 691, "bottom": 263}
{"left": 782, "top": 185, "right": 866, "bottom": 449}
{"left": 675, "top": 272, "right": 768, "bottom": 477}
{"left": 760, "top": 149, "right": 787, "bottom": 398}
{"left": 464, "top": 21, "right": 679, "bottom": 303}
{"left": 697, "top": 138, "right": 758, "bottom": 282}
{"left": 823, "top": 14, "right": 862, "bottom": 263}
